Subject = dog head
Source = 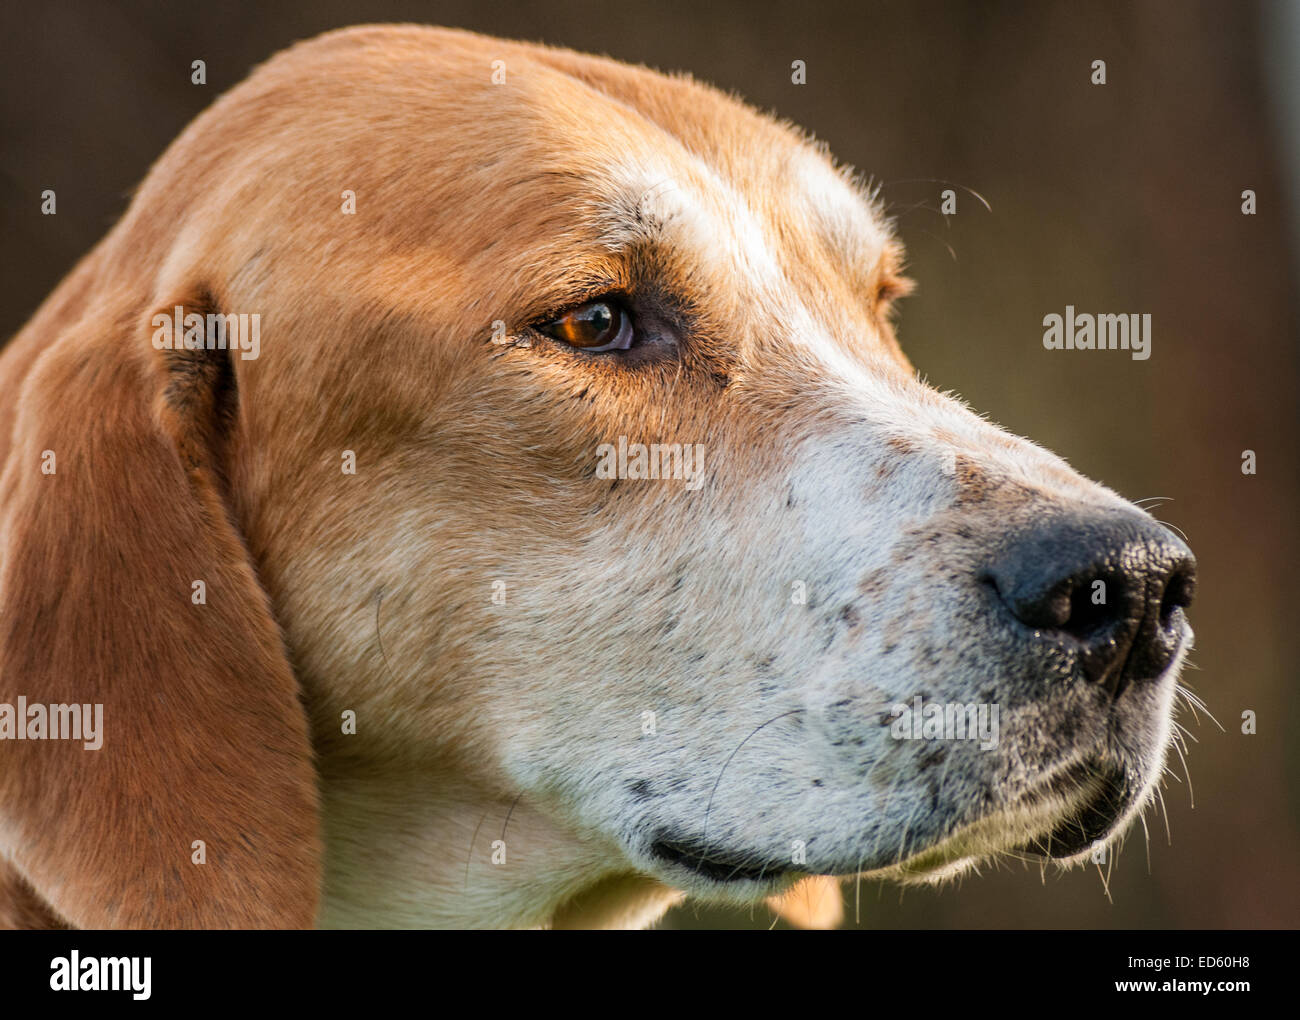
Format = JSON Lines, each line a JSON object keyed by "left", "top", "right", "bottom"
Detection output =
{"left": 0, "top": 26, "right": 1194, "bottom": 928}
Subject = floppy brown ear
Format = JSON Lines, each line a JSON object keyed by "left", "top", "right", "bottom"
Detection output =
{"left": 0, "top": 292, "right": 320, "bottom": 928}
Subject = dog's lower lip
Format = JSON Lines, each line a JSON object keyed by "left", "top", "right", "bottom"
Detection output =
{"left": 1017, "top": 764, "right": 1132, "bottom": 858}
{"left": 649, "top": 837, "right": 789, "bottom": 882}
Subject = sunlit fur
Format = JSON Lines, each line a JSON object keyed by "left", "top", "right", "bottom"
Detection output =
{"left": 0, "top": 26, "right": 1190, "bottom": 929}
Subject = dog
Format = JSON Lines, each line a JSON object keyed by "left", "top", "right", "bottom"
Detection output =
{"left": 0, "top": 24, "right": 1195, "bottom": 929}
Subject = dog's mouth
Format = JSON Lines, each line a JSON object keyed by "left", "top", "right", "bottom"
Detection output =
{"left": 1013, "top": 760, "right": 1135, "bottom": 859}
{"left": 648, "top": 835, "right": 794, "bottom": 884}
{"left": 646, "top": 756, "right": 1140, "bottom": 889}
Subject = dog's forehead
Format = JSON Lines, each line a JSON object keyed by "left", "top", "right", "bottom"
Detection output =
{"left": 575, "top": 140, "right": 894, "bottom": 294}
{"left": 586, "top": 150, "right": 889, "bottom": 272}
{"left": 789, "top": 146, "right": 895, "bottom": 269}
{"left": 509, "top": 46, "right": 897, "bottom": 292}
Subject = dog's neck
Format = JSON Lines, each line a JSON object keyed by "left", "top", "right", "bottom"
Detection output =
{"left": 317, "top": 764, "right": 682, "bottom": 929}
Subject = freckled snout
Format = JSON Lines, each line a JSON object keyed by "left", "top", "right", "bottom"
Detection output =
{"left": 980, "top": 510, "right": 1197, "bottom": 697}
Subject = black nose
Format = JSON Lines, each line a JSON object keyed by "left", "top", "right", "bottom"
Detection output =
{"left": 981, "top": 510, "right": 1196, "bottom": 697}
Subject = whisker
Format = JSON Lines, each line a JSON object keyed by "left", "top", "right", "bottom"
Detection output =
{"left": 1172, "top": 720, "right": 1200, "bottom": 748}
{"left": 894, "top": 752, "right": 954, "bottom": 867}
{"left": 501, "top": 791, "right": 524, "bottom": 844}
{"left": 1155, "top": 783, "right": 1173, "bottom": 845}
{"left": 1176, "top": 686, "right": 1223, "bottom": 732}
{"left": 878, "top": 178, "right": 992, "bottom": 212}
{"left": 888, "top": 199, "right": 945, "bottom": 219}
{"left": 1138, "top": 804, "right": 1152, "bottom": 875}
{"left": 865, "top": 768, "right": 910, "bottom": 866}
{"left": 1168, "top": 734, "right": 1195, "bottom": 809}
{"left": 1151, "top": 516, "right": 1190, "bottom": 543}
{"left": 464, "top": 808, "right": 491, "bottom": 890}
{"left": 914, "top": 227, "right": 958, "bottom": 262}
{"left": 855, "top": 850, "right": 865, "bottom": 927}
{"left": 1094, "top": 853, "right": 1113, "bottom": 901}
{"left": 702, "top": 709, "right": 805, "bottom": 845}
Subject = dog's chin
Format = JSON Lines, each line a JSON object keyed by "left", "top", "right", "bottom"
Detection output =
{"left": 888, "top": 758, "right": 1158, "bottom": 887}
{"left": 1013, "top": 760, "right": 1146, "bottom": 861}
{"left": 641, "top": 755, "right": 1154, "bottom": 899}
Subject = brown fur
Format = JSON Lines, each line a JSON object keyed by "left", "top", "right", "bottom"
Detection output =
{"left": 0, "top": 25, "right": 884, "bottom": 929}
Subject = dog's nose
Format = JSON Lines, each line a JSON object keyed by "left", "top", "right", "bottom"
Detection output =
{"left": 981, "top": 510, "right": 1196, "bottom": 697}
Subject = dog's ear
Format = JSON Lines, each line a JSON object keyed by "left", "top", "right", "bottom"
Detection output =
{"left": 0, "top": 291, "right": 320, "bottom": 928}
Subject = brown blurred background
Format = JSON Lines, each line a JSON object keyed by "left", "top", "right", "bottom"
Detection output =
{"left": 2, "top": 0, "right": 1296, "bottom": 928}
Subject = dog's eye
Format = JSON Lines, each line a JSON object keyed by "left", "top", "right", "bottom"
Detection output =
{"left": 538, "top": 299, "right": 634, "bottom": 352}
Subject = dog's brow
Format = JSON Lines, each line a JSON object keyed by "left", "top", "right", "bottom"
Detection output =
{"left": 592, "top": 177, "right": 687, "bottom": 252}
{"left": 793, "top": 149, "right": 893, "bottom": 267}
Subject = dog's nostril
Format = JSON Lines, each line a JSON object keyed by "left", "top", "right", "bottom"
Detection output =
{"left": 1158, "top": 564, "right": 1196, "bottom": 627}
{"left": 1063, "top": 576, "right": 1120, "bottom": 641}
{"left": 996, "top": 573, "right": 1122, "bottom": 640}
{"left": 983, "top": 510, "right": 1196, "bottom": 696}
{"left": 983, "top": 569, "right": 1118, "bottom": 639}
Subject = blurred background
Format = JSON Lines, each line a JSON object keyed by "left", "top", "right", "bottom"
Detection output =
{"left": 1, "top": 0, "right": 1295, "bottom": 928}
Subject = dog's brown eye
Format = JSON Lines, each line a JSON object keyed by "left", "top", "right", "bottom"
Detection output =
{"left": 539, "top": 300, "right": 634, "bottom": 352}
